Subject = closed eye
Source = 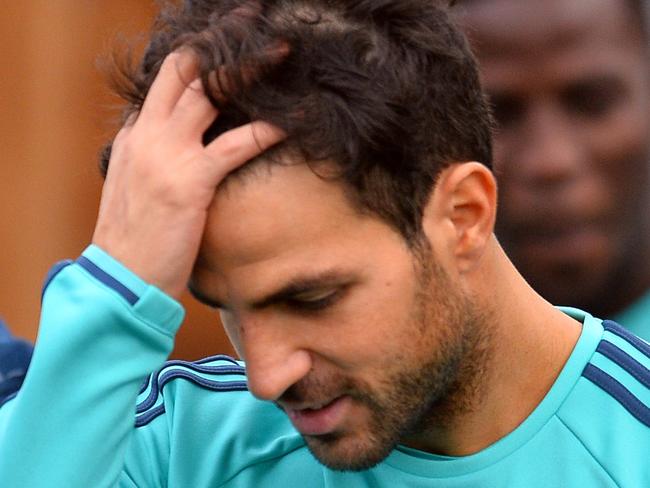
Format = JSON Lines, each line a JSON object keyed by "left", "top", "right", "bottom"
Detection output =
{"left": 562, "top": 78, "right": 625, "bottom": 119}
{"left": 284, "top": 289, "right": 343, "bottom": 313}
{"left": 488, "top": 92, "right": 525, "bottom": 129}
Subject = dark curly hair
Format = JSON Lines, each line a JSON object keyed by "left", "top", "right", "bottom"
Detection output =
{"left": 101, "top": 0, "right": 493, "bottom": 243}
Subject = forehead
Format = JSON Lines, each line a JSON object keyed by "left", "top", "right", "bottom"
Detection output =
{"left": 460, "top": 0, "right": 640, "bottom": 51}
{"left": 195, "top": 162, "right": 408, "bottom": 297}
{"left": 459, "top": 0, "right": 646, "bottom": 86}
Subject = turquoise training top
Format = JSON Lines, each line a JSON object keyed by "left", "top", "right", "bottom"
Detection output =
{"left": 0, "top": 245, "right": 649, "bottom": 487}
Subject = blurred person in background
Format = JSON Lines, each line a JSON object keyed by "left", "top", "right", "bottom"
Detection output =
{"left": 457, "top": 0, "right": 650, "bottom": 339}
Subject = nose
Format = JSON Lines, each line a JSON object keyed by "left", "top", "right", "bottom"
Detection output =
{"left": 238, "top": 314, "right": 312, "bottom": 401}
{"left": 516, "top": 102, "right": 588, "bottom": 184}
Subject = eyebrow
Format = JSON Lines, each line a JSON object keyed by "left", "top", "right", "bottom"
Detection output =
{"left": 565, "top": 72, "right": 626, "bottom": 90}
{"left": 188, "top": 269, "right": 356, "bottom": 311}
{"left": 487, "top": 71, "right": 625, "bottom": 96}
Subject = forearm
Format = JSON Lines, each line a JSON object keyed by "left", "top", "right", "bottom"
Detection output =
{"left": 0, "top": 46, "right": 281, "bottom": 486}
{"left": 0, "top": 245, "right": 184, "bottom": 487}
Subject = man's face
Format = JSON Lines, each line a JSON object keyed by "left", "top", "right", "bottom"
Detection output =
{"left": 461, "top": 0, "right": 650, "bottom": 309}
{"left": 191, "top": 162, "right": 485, "bottom": 470}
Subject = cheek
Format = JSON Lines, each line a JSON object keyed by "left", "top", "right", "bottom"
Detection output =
{"left": 588, "top": 110, "right": 650, "bottom": 215}
{"left": 330, "top": 251, "right": 421, "bottom": 355}
{"left": 591, "top": 92, "right": 649, "bottom": 153}
{"left": 330, "top": 280, "right": 423, "bottom": 371}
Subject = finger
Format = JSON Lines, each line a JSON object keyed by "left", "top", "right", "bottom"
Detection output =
{"left": 139, "top": 49, "right": 199, "bottom": 123}
{"left": 205, "top": 121, "right": 287, "bottom": 175}
{"left": 170, "top": 78, "right": 219, "bottom": 138}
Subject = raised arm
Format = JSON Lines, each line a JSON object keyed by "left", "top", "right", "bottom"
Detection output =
{"left": 0, "top": 50, "right": 284, "bottom": 487}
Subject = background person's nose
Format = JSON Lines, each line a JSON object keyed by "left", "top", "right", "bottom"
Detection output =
{"left": 517, "top": 102, "right": 588, "bottom": 185}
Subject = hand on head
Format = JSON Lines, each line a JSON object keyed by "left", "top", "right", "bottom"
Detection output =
{"left": 92, "top": 49, "right": 286, "bottom": 298}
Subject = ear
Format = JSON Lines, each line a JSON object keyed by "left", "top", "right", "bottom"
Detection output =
{"left": 422, "top": 162, "right": 497, "bottom": 273}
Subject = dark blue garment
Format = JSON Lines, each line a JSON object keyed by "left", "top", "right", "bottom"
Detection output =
{"left": 0, "top": 319, "right": 33, "bottom": 402}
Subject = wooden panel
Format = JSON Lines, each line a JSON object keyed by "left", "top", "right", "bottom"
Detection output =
{"left": 0, "top": 1, "right": 235, "bottom": 360}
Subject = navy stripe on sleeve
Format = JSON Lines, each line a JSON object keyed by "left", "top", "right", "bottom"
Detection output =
{"left": 76, "top": 256, "right": 140, "bottom": 306}
{"left": 135, "top": 371, "right": 247, "bottom": 427}
{"left": 135, "top": 404, "right": 166, "bottom": 428}
{"left": 136, "top": 360, "right": 246, "bottom": 414}
{"left": 139, "top": 374, "right": 151, "bottom": 395}
{"left": 139, "top": 356, "right": 239, "bottom": 394}
{"left": 196, "top": 354, "right": 242, "bottom": 366}
{"left": 596, "top": 340, "right": 650, "bottom": 389}
{"left": 582, "top": 363, "right": 650, "bottom": 428}
{"left": 134, "top": 357, "right": 247, "bottom": 427}
{"left": 602, "top": 320, "right": 650, "bottom": 360}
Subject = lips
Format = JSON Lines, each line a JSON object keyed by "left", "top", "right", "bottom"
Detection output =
{"left": 283, "top": 396, "right": 351, "bottom": 436}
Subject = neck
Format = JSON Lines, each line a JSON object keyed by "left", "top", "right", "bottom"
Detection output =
{"left": 404, "top": 238, "right": 582, "bottom": 456}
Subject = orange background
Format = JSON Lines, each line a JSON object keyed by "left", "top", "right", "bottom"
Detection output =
{"left": 0, "top": 1, "right": 234, "bottom": 359}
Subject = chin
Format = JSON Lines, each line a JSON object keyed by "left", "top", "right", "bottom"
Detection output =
{"left": 304, "top": 431, "right": 397, "bottom": 472}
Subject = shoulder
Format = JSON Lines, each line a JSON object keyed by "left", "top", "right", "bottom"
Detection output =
{"left": 558, "top": 320, "right": 650, "bottom": 486}
{"left": 134, "top": 354, "right": 298, "bottom": 439}
{"left": 130, "top": 354, "right": 314, "bottom": 485}
{"left": 134, "top": 354, "right": 249, "bottom": 428}
{"left": 578, "top": 320, "right": 650, "bottom": 430}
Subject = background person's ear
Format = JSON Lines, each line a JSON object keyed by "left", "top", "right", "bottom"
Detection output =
{"left": 422, "top": 162, "right": 497, "bottom": 273}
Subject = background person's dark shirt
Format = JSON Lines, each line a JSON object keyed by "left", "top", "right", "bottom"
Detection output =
{"left": 0, "top": 319, "right": 33, "bottom": 403}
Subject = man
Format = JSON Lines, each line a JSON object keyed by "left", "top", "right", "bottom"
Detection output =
{"left": 457, "top": 0, "right": 650, "bottom": 339}
{"left": 0, "top": 1, "right": 648, "bottom": 486}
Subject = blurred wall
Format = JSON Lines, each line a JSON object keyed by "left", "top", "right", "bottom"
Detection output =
{"left": 0, "top": 1, "right": 235, "bottom": 359}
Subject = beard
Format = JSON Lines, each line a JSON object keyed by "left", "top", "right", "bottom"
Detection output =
{"left": 278, "top": 252, "right": 493, "bottom": 471}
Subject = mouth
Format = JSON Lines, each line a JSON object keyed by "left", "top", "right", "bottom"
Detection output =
{"left": 283, "top": 395, "right": 351, "bottom": 436}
